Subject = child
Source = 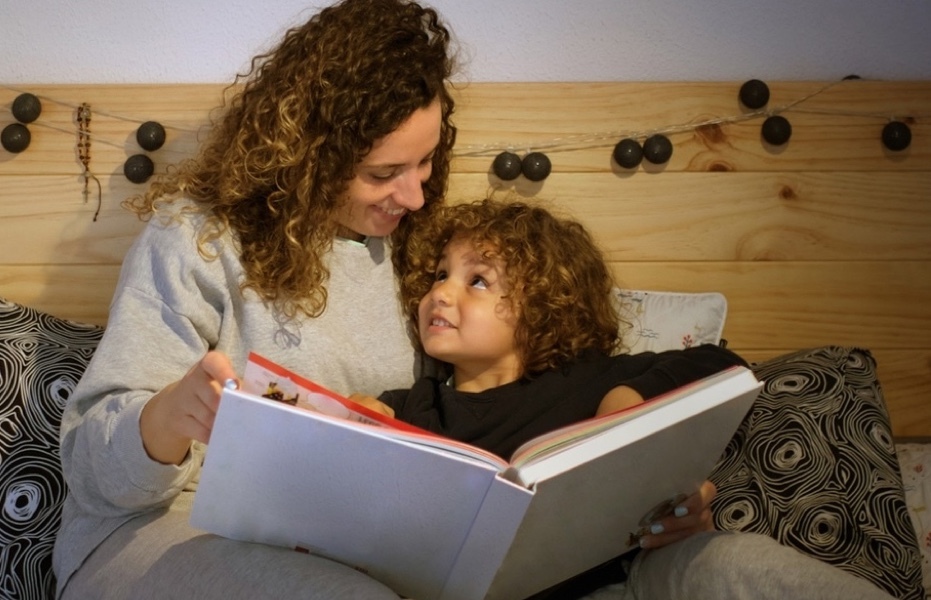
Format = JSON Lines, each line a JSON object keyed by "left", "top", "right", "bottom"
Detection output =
{"left": 354, "top": 198, "right": 897, "bottom": 600}
{"left": 364, "top": 197, "right": 746, "bottom": 459}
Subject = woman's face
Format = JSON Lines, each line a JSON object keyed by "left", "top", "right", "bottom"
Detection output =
{"left": 336, "top": 99, "right": 442, "bottom": 240}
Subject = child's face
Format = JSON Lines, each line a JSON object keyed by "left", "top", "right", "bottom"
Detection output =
{"left": 418, "top": 237, "right": 521, "bottom": 379}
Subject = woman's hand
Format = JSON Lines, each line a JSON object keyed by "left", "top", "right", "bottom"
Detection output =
{"left": 637, "top": 480, "right": 716, "bottom": 549}
{"left": 140, "top": 351, "right": 238, "bottom": 465}
{"left": 347, "top": 393, "right": 396, "bottom": 418}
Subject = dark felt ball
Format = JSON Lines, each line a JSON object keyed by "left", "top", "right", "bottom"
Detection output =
{"left": 613, "top": 138, "right": 643, "bottom": 169}
{"left": 761, "top": 115, "right": 792, "bottom": 145}
{"left": 136, "top": 121, "right": 167, "bottom": 151}
{"left": 12, "top": 93, "right": 42, "bottom": 123}
{"left": 1, "top": 123, "right": 31, "bottom": 153}
{"left": 124, "top": 154, "right": 155, "bottom": 183}
{"left": 882, "top": 121, "right": 912, "bottom": 152}
{"left": 642, "top": 134, "right": 673, "bottom": 164}
{"left": 521, "top": 152, "right": 552, "bottom": 182}
{"left": 739, "top": 79, "right": 770, "bottom": 110}
{"left": 492, "top": 151, "right": 522, "bottom": 181}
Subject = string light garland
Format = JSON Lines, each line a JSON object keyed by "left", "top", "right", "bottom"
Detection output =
{"left": 0, "top": 79, "right": 924, "bottom": 191}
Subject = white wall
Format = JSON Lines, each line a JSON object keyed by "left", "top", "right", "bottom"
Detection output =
{"left": 1, "top": 0, "right": 930, "bottom": 83}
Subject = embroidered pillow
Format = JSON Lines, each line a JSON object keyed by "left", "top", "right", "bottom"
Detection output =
{"left": 0, "top": 298, "right": 103, "bottom": 600}
{"left": 614, "top": 289, "right": 727, "bottom": 353}
{"left": 710, "top": 346, "right": 923, "bottom": 600}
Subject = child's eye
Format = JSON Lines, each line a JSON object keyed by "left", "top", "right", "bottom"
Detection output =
{"left": 434, "top": 270, "right": 448, "bottom": 282}
{"left": 470, "top": 276, "right": 488, "bottom": 290}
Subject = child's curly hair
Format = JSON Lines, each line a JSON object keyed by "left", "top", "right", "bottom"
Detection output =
{"left": 124, "top": 0, "right": 457, "bottom": 320}
{"left": 400, "top": 198, "right": 624, "bottom": 376}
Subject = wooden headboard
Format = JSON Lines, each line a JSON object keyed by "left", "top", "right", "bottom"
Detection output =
{"left": 1, "top": 81, "right": 928, "bottom": 438}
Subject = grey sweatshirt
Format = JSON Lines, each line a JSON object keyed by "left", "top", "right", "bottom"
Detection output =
{"left": 54, "top": 212, "right": 420, "bottom": 595}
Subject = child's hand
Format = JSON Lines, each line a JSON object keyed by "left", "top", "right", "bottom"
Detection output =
{"left": 347, "top": 393, "right": 396, "bottom": 418}
{"left": 637, "top": 480, "right": 716, "bottom": 549}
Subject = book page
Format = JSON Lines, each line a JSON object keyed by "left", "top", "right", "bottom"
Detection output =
{"left": 241, "top": 351, "right": 424, "bottom": 432}
{"left": 507, "top": 365, "right": 750, "bottom": 470}
{"left": 241, "top": 352, "right": 509, "bottom": 470}
{"left": 509, "top": 367, "right": 761, "bottom": 485}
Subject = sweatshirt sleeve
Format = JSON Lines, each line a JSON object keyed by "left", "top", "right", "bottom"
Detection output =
{"left": 613, "top": 344, "right": 748, "bottom": 401}
{"left": 59, "top": 220, "right": 223, "bottom": 516}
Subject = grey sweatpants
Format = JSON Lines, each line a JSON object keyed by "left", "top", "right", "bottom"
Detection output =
{"left": 63, "top": 493, "right": 895, "bottom": 600}
{"left": 590, "top": 530, "right": 896, "bottom": 600}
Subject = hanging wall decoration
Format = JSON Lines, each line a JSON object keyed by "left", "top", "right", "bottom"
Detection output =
{"left": 76, "top": 103, "right": 103, "bottom": 221}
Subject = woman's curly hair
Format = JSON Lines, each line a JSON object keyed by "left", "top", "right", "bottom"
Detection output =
{"left": 124, "top": 0, "right": 457, "bottom": 319}
{"left": 400, "top": 198, "right": 624, "bottom": 376}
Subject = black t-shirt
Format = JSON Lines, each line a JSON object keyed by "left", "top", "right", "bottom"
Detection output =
{"left": 380, "top": 344, "right": 747, "bottom": 460}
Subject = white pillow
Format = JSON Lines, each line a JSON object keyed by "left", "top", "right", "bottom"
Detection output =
{"left": 614, "top": 289, "right": 727, "bottom": 354}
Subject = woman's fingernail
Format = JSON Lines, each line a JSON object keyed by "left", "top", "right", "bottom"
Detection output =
{"left": 674, "top": 506, "right": 689, "bottom": 518}
{"left": 650, "top": 523, "right": 665, "bottom": 535}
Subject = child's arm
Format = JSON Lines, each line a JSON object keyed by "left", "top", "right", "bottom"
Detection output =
{"left": 346, "top": 393, "right": 396, "bottom": 418}
{"left": 594, "top": 385, "right": 644, "bottom": 417}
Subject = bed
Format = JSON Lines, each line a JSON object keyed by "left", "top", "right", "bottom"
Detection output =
{"left": 1, "top": 81, "right": 929, "bottom": 599}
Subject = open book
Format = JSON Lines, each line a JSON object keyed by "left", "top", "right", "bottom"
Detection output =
{"left": 190, "top": 352, "right": 762, "bottom": 600}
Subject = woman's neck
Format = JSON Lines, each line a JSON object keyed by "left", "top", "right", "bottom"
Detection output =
{"left": 335, "top": 225, "right": 366, "bottom": 243}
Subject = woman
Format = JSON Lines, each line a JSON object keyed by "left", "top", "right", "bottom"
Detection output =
{"left": 55, "top": 1, "right": 454, "bottom": 598}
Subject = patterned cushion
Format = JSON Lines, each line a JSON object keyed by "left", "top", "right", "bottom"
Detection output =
{"left": 614, "top": 289, "right": 727, "bottom": 353}
{"left": 710, "top": 346, "right": 924, "bottom": 600}
{"left": 0, "top": 299, "right": 103, "bottom": 600}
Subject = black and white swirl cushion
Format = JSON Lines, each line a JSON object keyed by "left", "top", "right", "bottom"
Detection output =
{"left": 0, "top": 299, "right": 103, "bottom": 600}
{"left": 710, "top": 346, "right": 924, "bottom": 600}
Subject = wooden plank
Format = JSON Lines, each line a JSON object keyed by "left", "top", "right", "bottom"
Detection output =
{"left": 3, "top": 260, "right": 928, "bottom": 349}
{"left": 448, "top": 171, "right": 931, "bottom": 262}
{"left": 3, "top": 82, "right": 929, "bottom": 175}
{"left": 609, "top": 261, "right": 931, "bottom": 350}
{"left": 1, "top": 171, "right": 928, "bottom": 264}
{"left": 0, "top": 265, "right": 121, "bottom": 326}
{"left": 740, "top": 349, "right": 931, "bottom": 439}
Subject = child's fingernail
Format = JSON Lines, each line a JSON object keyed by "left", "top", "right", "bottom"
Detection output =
{"left": 674, "top": 506, "right": 688, "bottom": 518}
{"left": 650, "top": 523, "right": 665, "bottom": 535}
